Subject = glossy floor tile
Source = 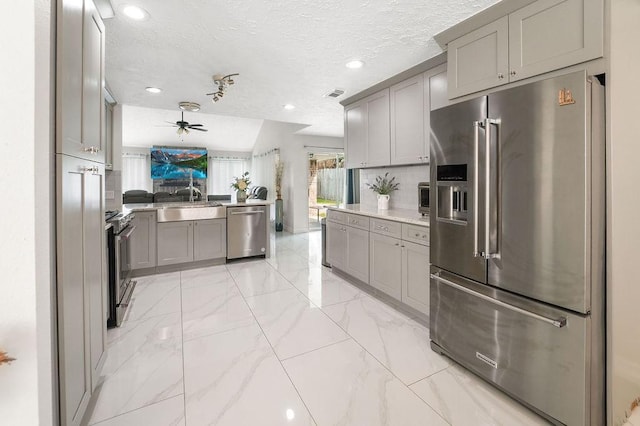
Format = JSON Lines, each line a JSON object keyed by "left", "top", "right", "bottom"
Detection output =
{"left": 183, "top": 324, "right": 314, "bottom": 425}
{"left": 410, "top": 365, "right": 549, "bottom": 426}
{"left": 282, "top": 339, "right": 448, "bottom": 426}
{"left": 323, "top": 294, "right": 450, "bottom": 385}
{"left": 245, "top": 288, "right": 350, "bottom": 360}
{"left": 90, "top": 230, "right": 548, "bottom": 425}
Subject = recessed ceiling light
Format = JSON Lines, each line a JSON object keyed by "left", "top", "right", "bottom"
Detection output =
{"left": 145, "top": 87, "right": 162, "bottom": 94}
{"left": 345, "top": 60, "right": 364, "bottom": 69}
{"left": 283, "top": 104, "right": 296, "bottom": 110}
{"left": 122, "top": 5, "right": 148, "bottom": 20}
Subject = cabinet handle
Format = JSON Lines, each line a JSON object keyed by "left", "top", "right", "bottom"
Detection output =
{"left": 83, "top": 146, "right": 100, "bottom": 154}
{"left": 82, "top": 166, "right": 99, "bottom": 174}
{"left": 414, "top": 232, "right": 420, "bottom": 237}
{"left": 497, "top": 73, "right": 504, "bottom": 80}
{"left": 418, "top": 156, "right": 423, "bottom": 160}
{"left": 510, "top": 70, "right": 516, "bottom": 77}
{"left": 395, "top": 243, "right": 400, "bottom": 246}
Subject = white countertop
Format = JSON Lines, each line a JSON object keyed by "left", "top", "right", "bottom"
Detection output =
{"left": 328, "top": 204, "right": 429, "bottom": 226}
{"left": 124, "top": 199, "right": 273, "bottom": 214}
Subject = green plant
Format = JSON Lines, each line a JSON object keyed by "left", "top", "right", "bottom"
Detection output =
{"left": 231, "top": 171, "right": 251, "bottom": 192}
{"left": 366, "top": 172, "right": 399, "bottom": 195}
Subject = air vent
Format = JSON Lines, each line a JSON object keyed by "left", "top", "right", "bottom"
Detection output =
{"left": 324, "top": 88, "right": 345, "bottom": 98}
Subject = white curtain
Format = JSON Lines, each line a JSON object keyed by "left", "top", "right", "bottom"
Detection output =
{"left": 252, "top": 149, "right": 278, "bottom": 202}
{"left": 207, "top": 156, "right": 251, "bottom": 195}
{"left": 122, "top": 152, "right": 152, "bottom": 192}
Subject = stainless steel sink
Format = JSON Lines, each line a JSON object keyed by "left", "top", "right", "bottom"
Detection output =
{"left": 157, "top": 203, "right": 226, "bottom": 222}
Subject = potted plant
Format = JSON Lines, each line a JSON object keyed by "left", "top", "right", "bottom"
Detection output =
{"left": 231, "top": 171, "right": 251, "bottom": 202}
{"left": 366, "top": 172, "right": 399, "bottom": 210}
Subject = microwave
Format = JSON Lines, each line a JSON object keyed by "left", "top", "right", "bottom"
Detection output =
{"left": 418, "top": 182, "right": 430, "bottom": 216}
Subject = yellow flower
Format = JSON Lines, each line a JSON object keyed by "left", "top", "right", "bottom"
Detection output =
{"left": 238, "top": 180, "right": 247, "bottom": 190}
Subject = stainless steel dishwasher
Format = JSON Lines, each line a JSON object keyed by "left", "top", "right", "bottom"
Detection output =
{"left": 227, "top": 205, "right": 267, "bottom": 259}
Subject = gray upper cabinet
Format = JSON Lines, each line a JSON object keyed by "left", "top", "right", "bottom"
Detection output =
{"left": 427, "top": 64, "right": 449, "bottom": 111}
{"left": 157, "top": 221, "right": 194, "bottom": 266}
{"left": 390, "top": 74, "right": 426, "bottom": 165}
{"left": 345, "top": 103, "right": 366, "bottom": 169}
{"left": 194, "top": 219, "right": 226, "bottom": 261}
{"left": 447, "top": 16, "right": 509, "bottom": 99}
{"left": 446, "top": 0, "right": 603, "bottom": 98}
{"left": 131, "top": 211, "right": 157, "bottom": 270}
{"left": 345, "top": 89, "right": 390, "bottom": 169}
{"left": 57, "top": 0, "right": 105, "bottom": 162}
{"left": 508, "top": 0, "right": 603, "bottom": 81}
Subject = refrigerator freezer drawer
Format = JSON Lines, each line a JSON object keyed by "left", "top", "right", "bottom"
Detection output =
{"left": 430, "top": 269, "right": 595, "bottom": 426}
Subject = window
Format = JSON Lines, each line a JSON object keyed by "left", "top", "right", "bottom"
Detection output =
{"left": 207, "top": 156, "right": 251, "bottom": 195}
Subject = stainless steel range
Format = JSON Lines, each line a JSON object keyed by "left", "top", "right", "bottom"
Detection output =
{"left": 429, "top": 71, "right": 605, "bottom": 425}
{"left": 106, "top": 210, "right": 137, "bottom": 327}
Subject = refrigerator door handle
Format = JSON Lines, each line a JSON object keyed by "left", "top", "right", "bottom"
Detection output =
{"left": 484, "top": 118, "right": 500, "bottom": 259}
{"left": 430, "top": 272, "right": 567, "bottom": 328}
{"left": 473, "top": 120, "right": 483, "bottom": 257}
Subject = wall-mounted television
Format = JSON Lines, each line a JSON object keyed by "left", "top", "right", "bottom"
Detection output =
{"left": 150, "top": 146, "right": 208, "bottom": 180}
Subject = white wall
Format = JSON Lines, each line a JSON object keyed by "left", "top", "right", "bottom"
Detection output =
{"left": 360, "top": 164, "right": 429, "bottom": 210}
{"left": 608, "top": 1, "right": 640, "bottom": 423}
{"left": 0, "top": 0, "right": 55, "bottom": 424}
{"left": 252, "top": 121, "right": 343, "bottom": 233}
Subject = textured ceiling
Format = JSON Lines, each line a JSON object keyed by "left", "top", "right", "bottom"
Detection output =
{"left": 106, "top": 0, "right": 499, "bottom": 140}
{"left": 121, "top": 105, "right": 264, "bottom": 150}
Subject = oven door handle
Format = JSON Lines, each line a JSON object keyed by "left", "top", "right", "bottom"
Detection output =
{"left": 118, "top": 225, "right": 136, "bottom": 240}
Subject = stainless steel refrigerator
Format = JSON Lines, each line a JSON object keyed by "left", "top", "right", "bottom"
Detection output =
{"left": 429, "top": 70, "right": 605, "bottom": 425}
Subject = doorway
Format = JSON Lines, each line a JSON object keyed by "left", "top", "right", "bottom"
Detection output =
{"left": 308, "top": 152, "right": 345, "bottom": 231}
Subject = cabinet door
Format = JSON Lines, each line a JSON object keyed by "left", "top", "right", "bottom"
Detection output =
{"left": 82, "top": 0, "right": 105, "bottom": 163}
{"left": 327, "top": 221, "right": 347, "bottom": 270}
{"left": 85, "top": 162, "right": 106, "bottom": 389}
{"left": 402, "top": 240, "right": 430, "bottom": 316}
{"left": 365, "top": 89, "right": 391, "bottom": 167}
{"left": 57, "top": 0, "right": 84, "bottom": 158}
{"left": 130, "top": 211, "right": 157, "bottom": 269}
{"left": 57, "top": 155, "right": 92, "bottom": 426}
{"left": 390, "top": 75, "right": 425, "bottom": 165}
{"left": 345, "top": 102, "right": 366, "bottom": 169}
{"left": 194, "top": 219, "right": 227, "bottom": 261}
{"left": 426, "top": 64, "right": 449, "bottom": 112}
{"left": 157, "top": 221, "right": 194, "bottom": 266}
{"left": 346, "top": 226, "right": 369, "bottom": 283}
{"left": 508, "top": 0, "right": 603, "bottom": 81}
{"left": 369, "top": 233, "right": 402, "bottom": 299}
{"left": 447, "top": 16, "right": 509, "bottom": 98}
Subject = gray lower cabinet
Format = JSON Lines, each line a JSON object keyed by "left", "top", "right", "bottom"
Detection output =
{"left": 369, "top": 233, "right": 403, "bottom": 299}
{"left": 157, "top": 221, "right": 194, "bottom": 266}
{"left": 57, "top": 155, "right": 105, "bottom": 426}
{"left": 194, "top": 219, "right": 226, "bottom": 261}
{"left": 131, "top": 211, "right": 157, "bottom": 269}
{"left": 401, "top": 240, "right": 430, "bottom": 315}
{"left": 345, "top": 226, "right": 369, "bottom": 283}
{"left": 327, "top": 221, "right": 347, "bottom": 270}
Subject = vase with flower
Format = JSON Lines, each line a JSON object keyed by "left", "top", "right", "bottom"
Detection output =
{"left": 231, "top": 171, "right": 251, "bottom": 203}
{"left": 366, "top": 172, "right": 399, "bottom": 210}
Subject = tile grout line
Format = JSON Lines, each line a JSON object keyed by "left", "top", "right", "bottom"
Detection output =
{"left": 88, "top": 395, "right": 185, "bottom": 426}
{"left": 178, "top": 269, "right": 188, "bottom": 425}
{"left": 226, "top": 262, "right": 320, "bottom": 426}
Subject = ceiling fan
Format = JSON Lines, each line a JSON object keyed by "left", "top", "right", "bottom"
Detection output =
{"left": 166, "top": 110, "right": 208, "bottom": 135}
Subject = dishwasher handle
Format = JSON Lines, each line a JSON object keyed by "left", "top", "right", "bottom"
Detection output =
{"left": 230, "top": 211, "right": 265, "bottom": 215}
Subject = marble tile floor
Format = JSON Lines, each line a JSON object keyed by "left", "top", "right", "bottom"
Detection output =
{"left": 88, "top": 231, "right": 550, "bottom": 426}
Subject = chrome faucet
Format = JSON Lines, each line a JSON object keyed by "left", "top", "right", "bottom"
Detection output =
{"left": 189, "top": 170, "right": 194, "bottom": 203}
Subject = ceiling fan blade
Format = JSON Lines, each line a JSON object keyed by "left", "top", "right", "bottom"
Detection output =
{"left": 187, "top": 124, "right": 203, "bottom": 127}
{"left": 189, "top": 127, "right": 208, "bottom": 132}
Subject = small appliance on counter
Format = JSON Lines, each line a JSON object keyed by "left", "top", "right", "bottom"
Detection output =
{"left": 105, "top": 210, "right": 137, "bottom": 327}
{"left": 418, "top": 182, "right": 430, "bottom": 216}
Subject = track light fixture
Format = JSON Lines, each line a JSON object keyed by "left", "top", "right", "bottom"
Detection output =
{"left": 207, "top": 73, "right": 239, "bottom": 103}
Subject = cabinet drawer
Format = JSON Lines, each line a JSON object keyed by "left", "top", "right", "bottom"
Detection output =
{"left": 327, "top": 209, "right": 346, "bottom": 224}
{"left": 370, "top": 218, "right": 402, "bottom": 239}
{"left": 402, "top": 223, "right": 430, "bottom": 246}
{"left": 346, "top": 213, "right": 369, "bottom": 230}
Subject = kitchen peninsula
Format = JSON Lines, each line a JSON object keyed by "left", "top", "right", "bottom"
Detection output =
{"left": 124, "top": 199, "right": 272, "bottom": 276}
{"left": 326, "top": 205, "right": 430, "bottom": 319}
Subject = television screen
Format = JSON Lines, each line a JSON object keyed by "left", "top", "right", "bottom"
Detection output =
{"left": 150, "top": 146, "right": 208, "bottom": 180}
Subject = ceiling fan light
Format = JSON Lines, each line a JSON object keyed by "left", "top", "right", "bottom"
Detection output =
{"left": 177, "top": 127, "right": 183, "bottom": 135}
